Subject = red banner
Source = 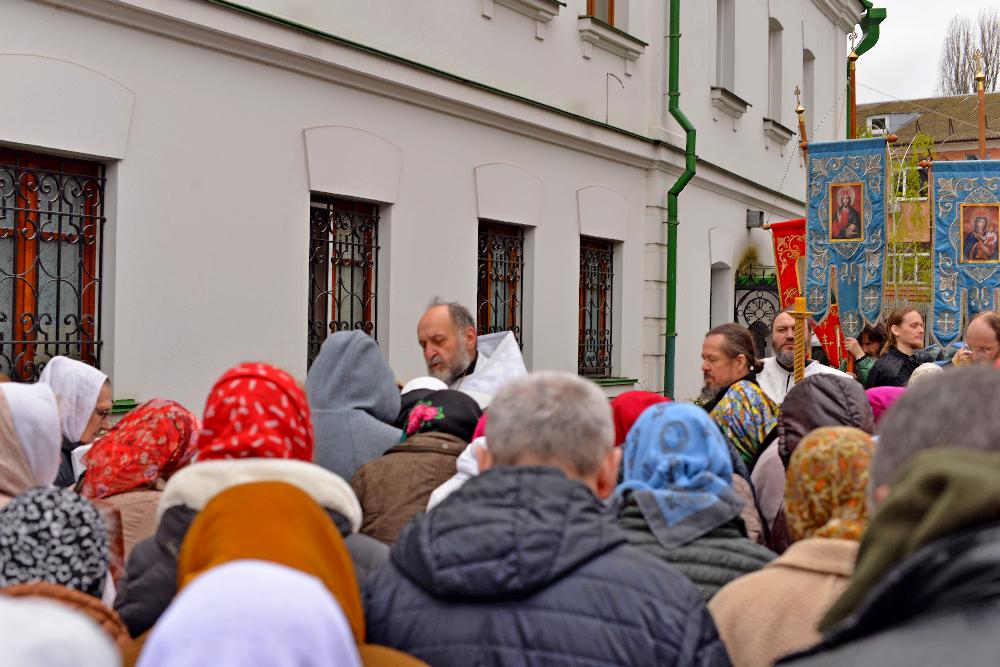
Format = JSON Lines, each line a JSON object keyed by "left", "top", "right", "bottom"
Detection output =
{"left": 769, "top": 218, "right": 843, "bottom": 367}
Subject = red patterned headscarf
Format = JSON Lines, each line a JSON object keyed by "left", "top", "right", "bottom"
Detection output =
{"left": 81, "top": 399, "right": 200, "bottom": 500}
{"left": 194, "top": 363, "right": 313, "bottom": 462}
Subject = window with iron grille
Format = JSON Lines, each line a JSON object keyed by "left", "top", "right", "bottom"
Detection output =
{"left": 308, "top": 196, "right": 379, "bottom": 368}
{"left": 579, "top": 236, "right": 614, "bottom": 377}
{"left": 477, "top": 221, "right": 524, "bottom": 345}
{"left": 0, "top": 148, "right": 104, "bottom": 381}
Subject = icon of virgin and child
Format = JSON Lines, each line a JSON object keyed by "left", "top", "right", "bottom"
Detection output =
{"left": 962, "top": 205, "right": 1000, "bottom": 263}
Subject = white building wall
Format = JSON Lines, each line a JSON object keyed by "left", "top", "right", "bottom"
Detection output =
{"left": 2, "top": 0, "right": 860, "bottom": 408}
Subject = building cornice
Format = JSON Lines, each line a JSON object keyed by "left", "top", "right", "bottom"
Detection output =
{"left": 482, "top": 0, "right": 565, "bottom": 40}
{"left": 810, "top": 0, "right": 862, "bottom": 33}
{"left": 41, "top": 0, "right": 804, "bottom": 209}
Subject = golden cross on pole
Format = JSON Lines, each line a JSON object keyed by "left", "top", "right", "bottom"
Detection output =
{"left": 794, "top": 84, "right": 808, "bottom": 156}
{"left": 974, "top": 49, "right": 983, "bottom": 72}
{"left": 849, "top": 30, "right": 858, "bottom": 53}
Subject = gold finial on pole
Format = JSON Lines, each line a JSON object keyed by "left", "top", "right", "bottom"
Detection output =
{"left": 975, "top": 49, "right": 987, "bottom": 159}
{"left": 791, "top": 296, "right": 812, "bottom": 383}
{"left": 848, "top": 31, "right": 859, "bottom": 140}
{"left": 795, "top": 85, "right": 809, "bottom": 157}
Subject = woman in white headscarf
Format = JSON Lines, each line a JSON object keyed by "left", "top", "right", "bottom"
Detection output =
{"left": 38, "top": 356, "right": 112, "bottom": 487}
{"left": 0, "top": 383, "right": 62, "bottom": 507}
{"left": 136, "top": 560, "right": 362, "bottom": 667}
{"left": 0, "top": 596, "right": 120, "bottom": 667}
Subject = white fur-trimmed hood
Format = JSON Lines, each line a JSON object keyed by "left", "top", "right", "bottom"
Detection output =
{"left": 158, "top": 459, "right": 362, "bottom": 533}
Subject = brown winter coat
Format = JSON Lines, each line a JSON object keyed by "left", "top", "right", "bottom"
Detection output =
{"left": 708, "top": 537, "right": 858, "bottom": 667}
{"left": 351, "top": 432, "right": 466, "bottom": 544}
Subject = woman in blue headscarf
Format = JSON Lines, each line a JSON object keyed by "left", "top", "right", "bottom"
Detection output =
{"left": 614, "top": 402, "right": 775, "bottom": 599}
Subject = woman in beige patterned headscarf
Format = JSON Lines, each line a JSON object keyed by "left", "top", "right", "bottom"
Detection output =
{"left": 709, "top": 427, "right": 874, "bottom": 667}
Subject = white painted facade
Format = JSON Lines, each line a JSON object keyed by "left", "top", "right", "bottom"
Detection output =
{"left": 1, "top": 0, "right": 861, "bottom": 409}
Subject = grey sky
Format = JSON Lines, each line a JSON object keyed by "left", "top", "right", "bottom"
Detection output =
{"left": 856, "top": 0, "right": 992, "bottom": 103}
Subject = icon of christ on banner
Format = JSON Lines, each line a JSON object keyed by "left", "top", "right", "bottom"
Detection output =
{"left": 960, "top": 203, "right": 1000, "bottom": 263}
{"left": 829, "top": 183, "right": 864, "bottom": 242}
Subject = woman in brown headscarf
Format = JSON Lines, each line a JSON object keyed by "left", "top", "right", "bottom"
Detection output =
{"left": 126, "top": 480, "right": 426, "bottom": 667}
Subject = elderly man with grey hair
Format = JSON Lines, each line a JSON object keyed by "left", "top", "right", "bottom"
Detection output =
{"left": 416, "top": 298, "right": 526, "bottom": 407}
{"left": 363, "top": 372, "right": 730, "bottom": 667}
{"left": 782, "top": 366, "right": 1000, "bottom": 667}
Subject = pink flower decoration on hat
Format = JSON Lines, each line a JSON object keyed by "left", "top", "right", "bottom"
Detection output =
{"left": 406, "top": 402, "right": 444, "bottom": 437}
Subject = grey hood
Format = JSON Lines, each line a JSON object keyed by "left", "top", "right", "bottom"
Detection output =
{"left": 306, "top": 331, "right": 401, "bottom": 481}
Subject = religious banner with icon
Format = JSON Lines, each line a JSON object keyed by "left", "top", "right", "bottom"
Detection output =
{"left": 930, "top": 160, "right": 1000, "bottom": 346}
{"left": 769, "top": 217, "right": 843, "bottom": 367}
{"left": 805, "top": 138, "right": 888, "bottom": 339}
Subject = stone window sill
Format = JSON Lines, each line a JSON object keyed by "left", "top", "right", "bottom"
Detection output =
{"left": 481, "top": 0, "right": 565, "bottom": 40}
{"left": 577, "top": 16, "right": 647, "bottom": 76}
{"left": 763, "top": 118, "right": 795, "bottom": 145}
{"left": 711, "top": 86, "right": 751, "bottom": 121}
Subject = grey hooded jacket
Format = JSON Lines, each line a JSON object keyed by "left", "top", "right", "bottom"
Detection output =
{"left": 306, "top": 332, "right": 402, "bottom": 482}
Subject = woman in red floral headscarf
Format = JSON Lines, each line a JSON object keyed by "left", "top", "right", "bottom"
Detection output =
{"left": 113, "top": 364, "right": 382, "bottom": 642}
{"left": 79, "top": 399, "right": 200, "bottom": 558}
{"left": 193, "top": 362, "right": 313, "bottom": 462}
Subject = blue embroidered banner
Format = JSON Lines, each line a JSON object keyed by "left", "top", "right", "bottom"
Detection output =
{"left": 930, "top": 160, "right": 1000, "bottom": 346}
{"left": 805, "top": 138, "right": 887, "bottom": 338}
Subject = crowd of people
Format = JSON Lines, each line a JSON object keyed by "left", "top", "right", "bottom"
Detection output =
{"left": 1, "top": 299, "right": 1000, "bottom": 666}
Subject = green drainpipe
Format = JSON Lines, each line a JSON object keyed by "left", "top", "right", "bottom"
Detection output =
{"left": 663, "top": 0, "right": 696, "bottom": 399}
{"left": 848, "top": 1, "right": 887, "bottom": 132}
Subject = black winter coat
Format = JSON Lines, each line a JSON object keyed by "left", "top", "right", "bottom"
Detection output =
{"left": 865, "top": 347, "right": 931, "bottom": 388}
{"left": 616, "top": 492, "right": 775, "bottom": 599}
{"left": 115, "top": 504, "right": 387, "bottom": 637}
{"left": 780, "top": 521, "right": 1000, "bottom": 667}
{"left": 363, "top": 467, "right": 731, "bottom": 667}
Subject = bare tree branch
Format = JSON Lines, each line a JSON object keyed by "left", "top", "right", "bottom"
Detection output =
{"left": 937, "top": 11, "right": 1000, "bottom": 95}
{"left": 938, "top": 15, "right": 976, "bottom": 95}
{"left": 979, "top": 7, "right": 1000, "bottom": 91}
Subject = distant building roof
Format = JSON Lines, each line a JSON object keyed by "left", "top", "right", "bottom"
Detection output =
{"left": 858, "top": 92, "right": 1000, "bottom": 144}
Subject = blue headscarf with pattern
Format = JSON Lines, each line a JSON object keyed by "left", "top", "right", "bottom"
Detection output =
{"left": 616, "top": 402, "right": 739, "bottom": 537}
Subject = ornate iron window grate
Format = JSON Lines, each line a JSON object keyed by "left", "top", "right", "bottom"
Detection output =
{"left": 308, "top": 197, "right": 379, "bottom": 369}
{"left": 579, "top": 237, "right": 614, "bottom": 377}
{"left": 477, "top": 221, "right": 524, "bottom": 345}
{"left": 0, "top": 148, "right": 104, "bottom": 382}
{"left": 734, "top": 268, "right": 780, "bottom": 359}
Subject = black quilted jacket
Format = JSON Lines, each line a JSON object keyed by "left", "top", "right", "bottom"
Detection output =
{"left": 363, "top": 466, "right": 731, "bottom": 667}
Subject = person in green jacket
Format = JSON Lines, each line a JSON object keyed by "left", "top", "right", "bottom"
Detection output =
{"left": 841, "top": 324, "right": 885, "bottom": 386}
